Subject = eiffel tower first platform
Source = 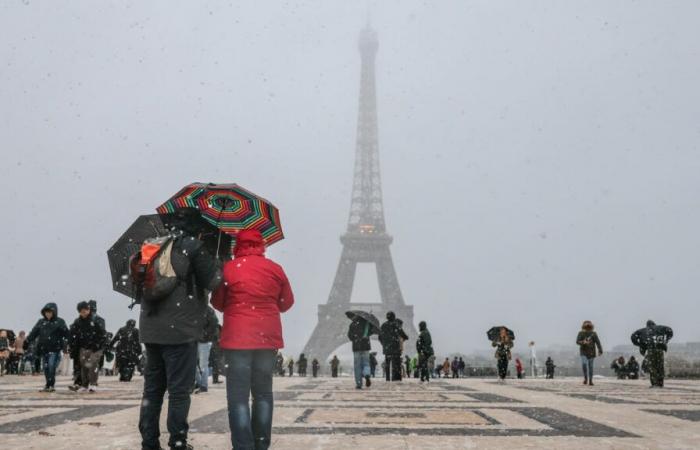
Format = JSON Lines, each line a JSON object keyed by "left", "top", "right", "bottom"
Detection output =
{"left": 302, "top": 26, "right": 418, "bottom": 363}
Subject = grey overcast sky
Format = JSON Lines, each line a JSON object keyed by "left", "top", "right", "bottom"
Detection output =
{"left": 1, "top": 1, "right": 699, "bottom": 356}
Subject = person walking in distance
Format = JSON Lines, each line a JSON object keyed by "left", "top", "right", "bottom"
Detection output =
{"left": 330, "top": 355, "right": 340, "bottom": 378}
{"left": 379, "top": 312, "right": 408, "bottom": 382}
{"left": 26, "top": 303, "right": 69, "bottom": 392}
{"left": 492, "top": 327, "right": 513, "bottom": 382}
{"left": 416, "top": 321, "right": 434, "bottom": 382}
{"left": 211, "top": 229, "right": 295, "bottom": 450}
{"left": 347, "top": 315, "right": 375, "bottom": 389}
{"left": 576, "top": 320, "right": 603, "bottom": 386}
{"left": 68, "top": 301, "right": 106, "bottom": 392}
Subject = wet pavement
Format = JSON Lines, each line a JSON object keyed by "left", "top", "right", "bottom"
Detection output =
{"left": 1, "top": 375, "right": 699, "bottom": 449}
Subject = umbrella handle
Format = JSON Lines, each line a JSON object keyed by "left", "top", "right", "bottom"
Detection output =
{"left": 216, "top": 230, "right": 222, "bottom": 259}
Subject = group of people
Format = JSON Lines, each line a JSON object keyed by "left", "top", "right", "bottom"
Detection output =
{"left": 489, "top": 319, "right": 673, "bottom": 388}
{"left": 611, "top": 355, "right": 641, "bottom": 379}
{"left": 2, "top": 301, "right": 143, "bottom": 392}
{"left": 0, "top": 211, "right": 680, "bottom": 450}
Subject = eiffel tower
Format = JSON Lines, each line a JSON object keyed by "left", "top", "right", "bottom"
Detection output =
{"left": 302, "top": 25, "right": 418, "bottom": 363}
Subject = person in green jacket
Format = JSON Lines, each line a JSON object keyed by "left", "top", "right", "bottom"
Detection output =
{"left": 576, "top": 320, "right": 603, "bottom": 386}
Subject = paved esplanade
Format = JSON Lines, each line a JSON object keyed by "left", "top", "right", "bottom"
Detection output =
{"left": 1, "top": 376, "right": 699, "bottom": 449}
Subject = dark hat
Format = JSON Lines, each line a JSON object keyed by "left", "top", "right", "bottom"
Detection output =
{"left": 646, "top": 320, "right": 656, "bottom": 328}
{"left": 386, "top": 311, "right": 396, "bottom": 321}
{"left": 88, "top": 300, "right": 97, "bottom": 311}
{"left": 77, "top": 301, "right": 90, "bottom": 312}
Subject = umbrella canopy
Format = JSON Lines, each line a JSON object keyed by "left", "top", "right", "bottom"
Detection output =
{"left": 345, "top": 310, "right": 381, "bottom": 334}
{"left": 487, "top": 326, "right": 515, "bottom": 342}
{"left": 156, "top": 182, "right": 284, "bottom": 246}
{"left": 107, "top": 214, "right": 230, "bottom": 299}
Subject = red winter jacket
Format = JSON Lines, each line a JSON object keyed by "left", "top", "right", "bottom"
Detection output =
{"left": 211, "top": 232, "right": 294, "bottom": 350}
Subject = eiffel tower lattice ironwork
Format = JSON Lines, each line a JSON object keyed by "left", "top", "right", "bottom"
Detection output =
{"left": 302, "top": 26, "right": 418, "bottom": 363}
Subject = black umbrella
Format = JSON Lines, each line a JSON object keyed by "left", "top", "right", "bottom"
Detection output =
{"left": 107, "top": 215, "right": 169, "bottom": 298}
{"left": 345, "top": 310, "right": 381, "bottom": 334}
{"left": 107, "top": 214, "right": 231, "bottom": 300}
{"left": 487, "top": 326, "right": 515, "bottom": 342}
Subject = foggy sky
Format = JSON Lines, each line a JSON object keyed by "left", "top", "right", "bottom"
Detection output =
{"left": 1, "top": 1, "right": 699, "bottom": 357}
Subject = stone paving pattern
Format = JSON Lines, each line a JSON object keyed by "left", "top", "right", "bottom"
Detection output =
{"left": 1, "top": 375, "right": 699, "bottom": 449}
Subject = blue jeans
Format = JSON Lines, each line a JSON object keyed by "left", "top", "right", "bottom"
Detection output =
{"left": 353, "top": 351, "right": 370, "bottom": 387}
{"left": 195, "top": 342, "right": 212, "bottom": 390}
{"left": 581, "top": 355, "right": 595, "bottom": 381}
{"left": 139, "top": 342, "right": 197, "bottom": 450}
{"left": 42, "top": 352, "right": 61, "bottom": 388}
{"left": 224, "top": 349, "right": 276, "bottom": 450}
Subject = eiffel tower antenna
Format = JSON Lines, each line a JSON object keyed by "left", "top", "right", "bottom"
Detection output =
{"left": 302, "top": 25, "right": 418, "bottom": 363}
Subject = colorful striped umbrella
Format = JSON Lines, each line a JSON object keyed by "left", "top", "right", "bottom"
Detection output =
{"left": 156, "top": 183, "right": 284, "bottom": 246}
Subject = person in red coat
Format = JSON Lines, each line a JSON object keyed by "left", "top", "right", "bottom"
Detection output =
{"left": 211, "top": 229, "right": 294, "bottom": 450}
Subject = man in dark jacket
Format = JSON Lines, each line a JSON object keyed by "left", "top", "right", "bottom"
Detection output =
{"left": 369, "top": 352, "right": 378, "bottom": 378}
{"left": 416, "top": 321, "right": 433, "bottom": 382}
{"left": 110, "top": 319, "right": 141, "bottom": 382}
{"left": 69, "top": 301, "right": 107, "bottom": 392}
{"left": 311, "top": 358, "right": 320, "bottom": 377}
{"left": 26, "top": 302, "right": 69, "bottom": 392}
{"left": 632, "top": 320, "right": 673, "bottom": 387}
{"left": 194, "top": 306, "right": 219, "bottom": 394}
{"left": 379, "top": 312, "right": 409, "bottom": 382}
{"left": 297, "top": 353, "right": 308, "bottom": 377}
{"left": 88, "top": 300, "right": 107, "bottom": 371}
{"left": 347, "top": 316, "right": 375, "bottom": 389}
{"left": 138, "top": 213, "right": 222, "bottom": 450}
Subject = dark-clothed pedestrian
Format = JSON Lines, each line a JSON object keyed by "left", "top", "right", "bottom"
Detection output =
{"left": 416, "top": 321, "right": 433, "bottom": 382}
{"left": 626, "top": 356, "right": 640, "bottom": 380}
{"left": 545, "top": 357, "right": 555, "bottom": 379}
{"left": 287, "top": 358, "right": 294, "bottom": 377}
{"left": 330, "top": 355, "right": 340, "bottom": 377}
{"left": 297, "top": 353, "right": 308, "bottom": 377}
{"left": 369, "top": 352, "right": 378, "bottom": 378}
{"left": 69, "top": 301, "right": 107, "bottom": 392}
{"left": 275, "top": 352, "right": 285, "bottom": 377}
{"left": 110, "top": 319, "right": 141, "bottom": 382}
{"left": 632, "top": 320, "right": 673, "bottom": 388}
{"left": 194, "top": 306, "right": 219, "bottom": 394}
{"left": 576, "top": 320, "right": 603, "bottom": 386}
{"left": 312, "top": 358, "right": 320, "bottom": 377}
{"left": 209, "top": 325, "right": 223, "bottom": 384}
{"left": 379, "top": 312, "right": 408, "bottom": 382}
{"left": 27, "top": 303, "right": 69, "bottom": 392}
{"left": 347, "top": 316, "right": 375, "bottom": 389}
{"left": 451, "top": 356, "right": 460, "bottom": 378}
{"left": 492, "top": 327, "right": 513, "bottom": 381}
{"left": 211, "top": 229, "right": 294, "bottom": 450}
{"left": 138, "top": 211, "right": 222, "bottom": 450}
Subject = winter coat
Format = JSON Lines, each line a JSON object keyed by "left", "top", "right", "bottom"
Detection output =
{"left": 576, "top": 330, "right": 603, "bottom": 358}
{"left": 139, "top": 234, "right": 222, "bottom": 345}
{"left": 211, "top": 233, "right": 294, "bottom": 350}
{"left": 492, "top": 337, "right": 513, "bottom": 360}
{"left": 347, "top": 318, "right": 374, "bottom": 352}
{"left": 416, "top": 329, "right": 434, "bottom": 358}
{"left": 70, "top": 315, "right": 107, "bottom": 352}
{"left": 110, "top": 321, "right": 141, "bottom": 362}
{"left": 27, "top": 303, "right": 69, "bottom": 355}
{"left": 379, "top": 319, "right": 409, "bottom": 356}
{"left": 632, "top": 323, "right": 673, "bottom": 353}
{"left": 198, "top": 307, "right": 220, "bottom": 343}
